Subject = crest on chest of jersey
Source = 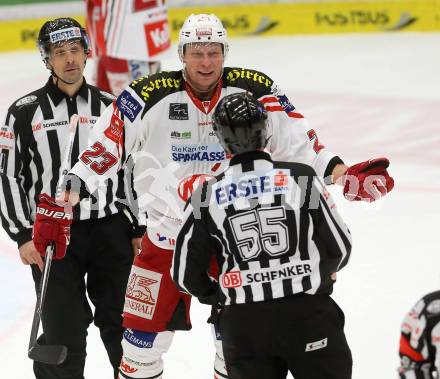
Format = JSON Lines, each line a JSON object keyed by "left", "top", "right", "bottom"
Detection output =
{"left": 169, "top": 103, "right": 189, "bottom": 120}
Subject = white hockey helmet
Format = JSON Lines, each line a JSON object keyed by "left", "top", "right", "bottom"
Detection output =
{"left": 178, "top": 14, "right": 228, "bottom": 62}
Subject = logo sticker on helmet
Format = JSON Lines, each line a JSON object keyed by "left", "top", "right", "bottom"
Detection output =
{"left": 196, "top": 28, "right": 212, "bottom": 37}
{"left": 178, "top": 14, "right": 228, "bottom": 61}
{"left": 49, "top": 27, "right": 81, "bottom": 44}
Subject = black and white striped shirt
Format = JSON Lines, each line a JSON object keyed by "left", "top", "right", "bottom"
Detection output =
{"left": 172, "top": 151, "right": 352, "bottom": 306}
{"left": 0, "top": 77, "right": 127, "bottom": 247}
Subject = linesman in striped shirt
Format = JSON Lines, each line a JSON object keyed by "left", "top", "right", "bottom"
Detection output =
{"left": 0, "top": 18, "right": 143, "bottom": 378}
{"left": 172, "top": 93, "right": 353, "bottom": 379}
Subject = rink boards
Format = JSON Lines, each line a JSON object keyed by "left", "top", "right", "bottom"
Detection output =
{"left": 0, "top": 0, "right": 439, "bottom": 52}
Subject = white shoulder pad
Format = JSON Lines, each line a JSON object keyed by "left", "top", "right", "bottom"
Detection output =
{"left": 15, "top": 95, "right": 37, "bottom": 107}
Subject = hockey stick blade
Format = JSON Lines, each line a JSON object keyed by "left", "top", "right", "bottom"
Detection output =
{"left": 28, "top": 344, "right": 68, "bottom": 365}
{"left": 27, "top": 246, "right": 68, "bottom": 365}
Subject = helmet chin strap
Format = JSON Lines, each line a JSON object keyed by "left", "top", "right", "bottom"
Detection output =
{"left": 52, "top": 70, "right": 76, "bottom": 86}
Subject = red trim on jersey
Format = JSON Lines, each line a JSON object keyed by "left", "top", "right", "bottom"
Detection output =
{"left": 86, "top": 1, "right": 107, "bottom": 57}
{"left": 399, "top": 335, "right": 425, "bottom": 362}
{"left": 287, "top": 112, "right": 304, "bottom": 118}
{"left": 260, "top": 96, "right": 278, "bottom": 104}
{"left": 265, "top": 105, "right": 284, "bottom": 112}
{"left": 211, "top": 162, "right": 221, "bottom": 172}
{"left": 265, "top": 105, "right": 304, "bottom": 118}
{"left": 134, "top": 0, "right": 157, "bottom": 12}
{"left": 184, "top": 80, "right": 223, "bottom": 115}
{"left": 307, "top": 129, "right": 325, "bottom": 153}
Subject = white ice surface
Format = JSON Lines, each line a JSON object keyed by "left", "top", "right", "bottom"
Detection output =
{"left": 0, "top": 32, "right": 439, "bottom": 378}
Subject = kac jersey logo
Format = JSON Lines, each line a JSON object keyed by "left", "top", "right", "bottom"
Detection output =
{"left": 178, "top": 174, "right": 214, "bottom": 202}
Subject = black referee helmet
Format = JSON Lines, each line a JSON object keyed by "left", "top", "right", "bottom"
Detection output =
{"left": 37, "top": 17, "right": 90, "bottom": 68}
{"left": 213, "top": 92, "right": 269, "bottom": 155}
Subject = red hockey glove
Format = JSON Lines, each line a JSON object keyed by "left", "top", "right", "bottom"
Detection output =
{"left": 33, "top": 193, "right": 73, "bottom": 260}
{"left": 342, "top": 157, "right": 394, "bottom": 202}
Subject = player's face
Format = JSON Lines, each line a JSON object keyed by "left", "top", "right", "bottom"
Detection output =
{"left": 48, "top": 40, "right": 86, "bottom": 84}
{"left": 183, "top": 43, "right": 224, "bottom": 94}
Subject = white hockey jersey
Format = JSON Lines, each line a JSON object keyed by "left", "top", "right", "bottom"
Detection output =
{"left": 86, "top": 0, "right": 170, "bottom": 61}
{"left": 70, "top": 67, "right": 342, "bottom": 249}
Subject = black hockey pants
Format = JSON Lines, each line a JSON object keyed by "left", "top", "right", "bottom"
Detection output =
{"left": 31, "top": 213, "right": 133, "bottom": 379}
{"left": 220, "top": 293, "right": 352, "bottom": 379}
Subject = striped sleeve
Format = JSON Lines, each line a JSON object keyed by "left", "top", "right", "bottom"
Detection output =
{"left": 310, "top": 177, "right": 352, "bottom": 271}
{"left": 0, "top": 111, "right": 33, "bottom": 246}
{"left": 172, "top": 194, "right": 220, "bottom": 304}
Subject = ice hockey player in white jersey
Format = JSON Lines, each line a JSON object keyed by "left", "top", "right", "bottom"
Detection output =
{"left": 398, "top": 290, "right": 440, "bottom": 378}
{"left": 51, "top": 13, "right": 393, "bottom": 379}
